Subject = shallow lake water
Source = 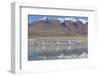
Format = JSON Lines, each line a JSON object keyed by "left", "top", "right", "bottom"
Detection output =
{"left": 28, "top": 39, "right": 88, "bottom": 61}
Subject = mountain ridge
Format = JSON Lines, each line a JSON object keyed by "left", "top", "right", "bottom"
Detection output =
{"left": 28, "top": 17, "right": 88, "bottom": 37}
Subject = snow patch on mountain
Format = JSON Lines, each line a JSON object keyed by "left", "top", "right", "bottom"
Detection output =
{"left": 40, "top": 17, "right": 48, "bottom": 21}
{"left": 57, "top": 18, "right": 78, "bottom": 23}
{"left": 39, "top": 17, "right": 87, "bottom": 24}
{"left": 58, "top": 18, "right": 65, "bottom": 23}
{"left": 78, "top": 19, "right": 87, "bottom": 24}
{"left": 64, "top": 18, "right": 78, "bottom": 22}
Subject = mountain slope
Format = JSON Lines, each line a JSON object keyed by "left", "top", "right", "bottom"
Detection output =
{"left": 28, "top": 17, "right": 88, "bottom": 37}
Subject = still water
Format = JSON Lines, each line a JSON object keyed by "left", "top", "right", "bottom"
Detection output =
{"left": 28, "top": 40, "right": 88, "bottom": 61}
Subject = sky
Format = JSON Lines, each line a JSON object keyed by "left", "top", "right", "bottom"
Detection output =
{"left": 28, "top": 15, "right": 88, "bottom": 24}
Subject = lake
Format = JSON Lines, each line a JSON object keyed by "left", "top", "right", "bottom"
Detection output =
{"left": 28, "top": 39, "right": 88, "bottom": 61}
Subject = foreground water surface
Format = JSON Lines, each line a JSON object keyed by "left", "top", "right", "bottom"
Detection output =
{"left": 28, "top": 39, "right": 88, "bottom": 61}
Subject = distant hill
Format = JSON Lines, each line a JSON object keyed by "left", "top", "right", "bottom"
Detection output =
{"left": 28, "top": 17, "right": 88, "bottom": 37}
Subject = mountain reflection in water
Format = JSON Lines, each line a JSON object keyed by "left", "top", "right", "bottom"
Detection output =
{"left": 28, "top": 40, "right": 88, "bottom": 61}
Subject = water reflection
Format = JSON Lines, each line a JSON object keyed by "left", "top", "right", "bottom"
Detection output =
{"left": 28, "top": 40, "right": 88, "bottom": 61}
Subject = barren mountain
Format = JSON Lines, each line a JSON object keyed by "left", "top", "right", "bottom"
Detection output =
{"left": 28, "top": 17, "right": 88, "bottom": 37}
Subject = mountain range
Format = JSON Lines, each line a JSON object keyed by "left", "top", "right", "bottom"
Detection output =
{"left": 28, "top": 17, "right": 88, "bottom": 37}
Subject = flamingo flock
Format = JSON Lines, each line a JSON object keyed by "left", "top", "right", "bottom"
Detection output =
{"left": 29, "top": 39, "right": 81, "bottom": 46}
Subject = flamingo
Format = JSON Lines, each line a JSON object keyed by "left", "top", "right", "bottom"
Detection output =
{"left": 66, "top": 40, "right": 71, "bottom": 45}
{"left": 34, "top": 40, "right": 39, "bottom": 45}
